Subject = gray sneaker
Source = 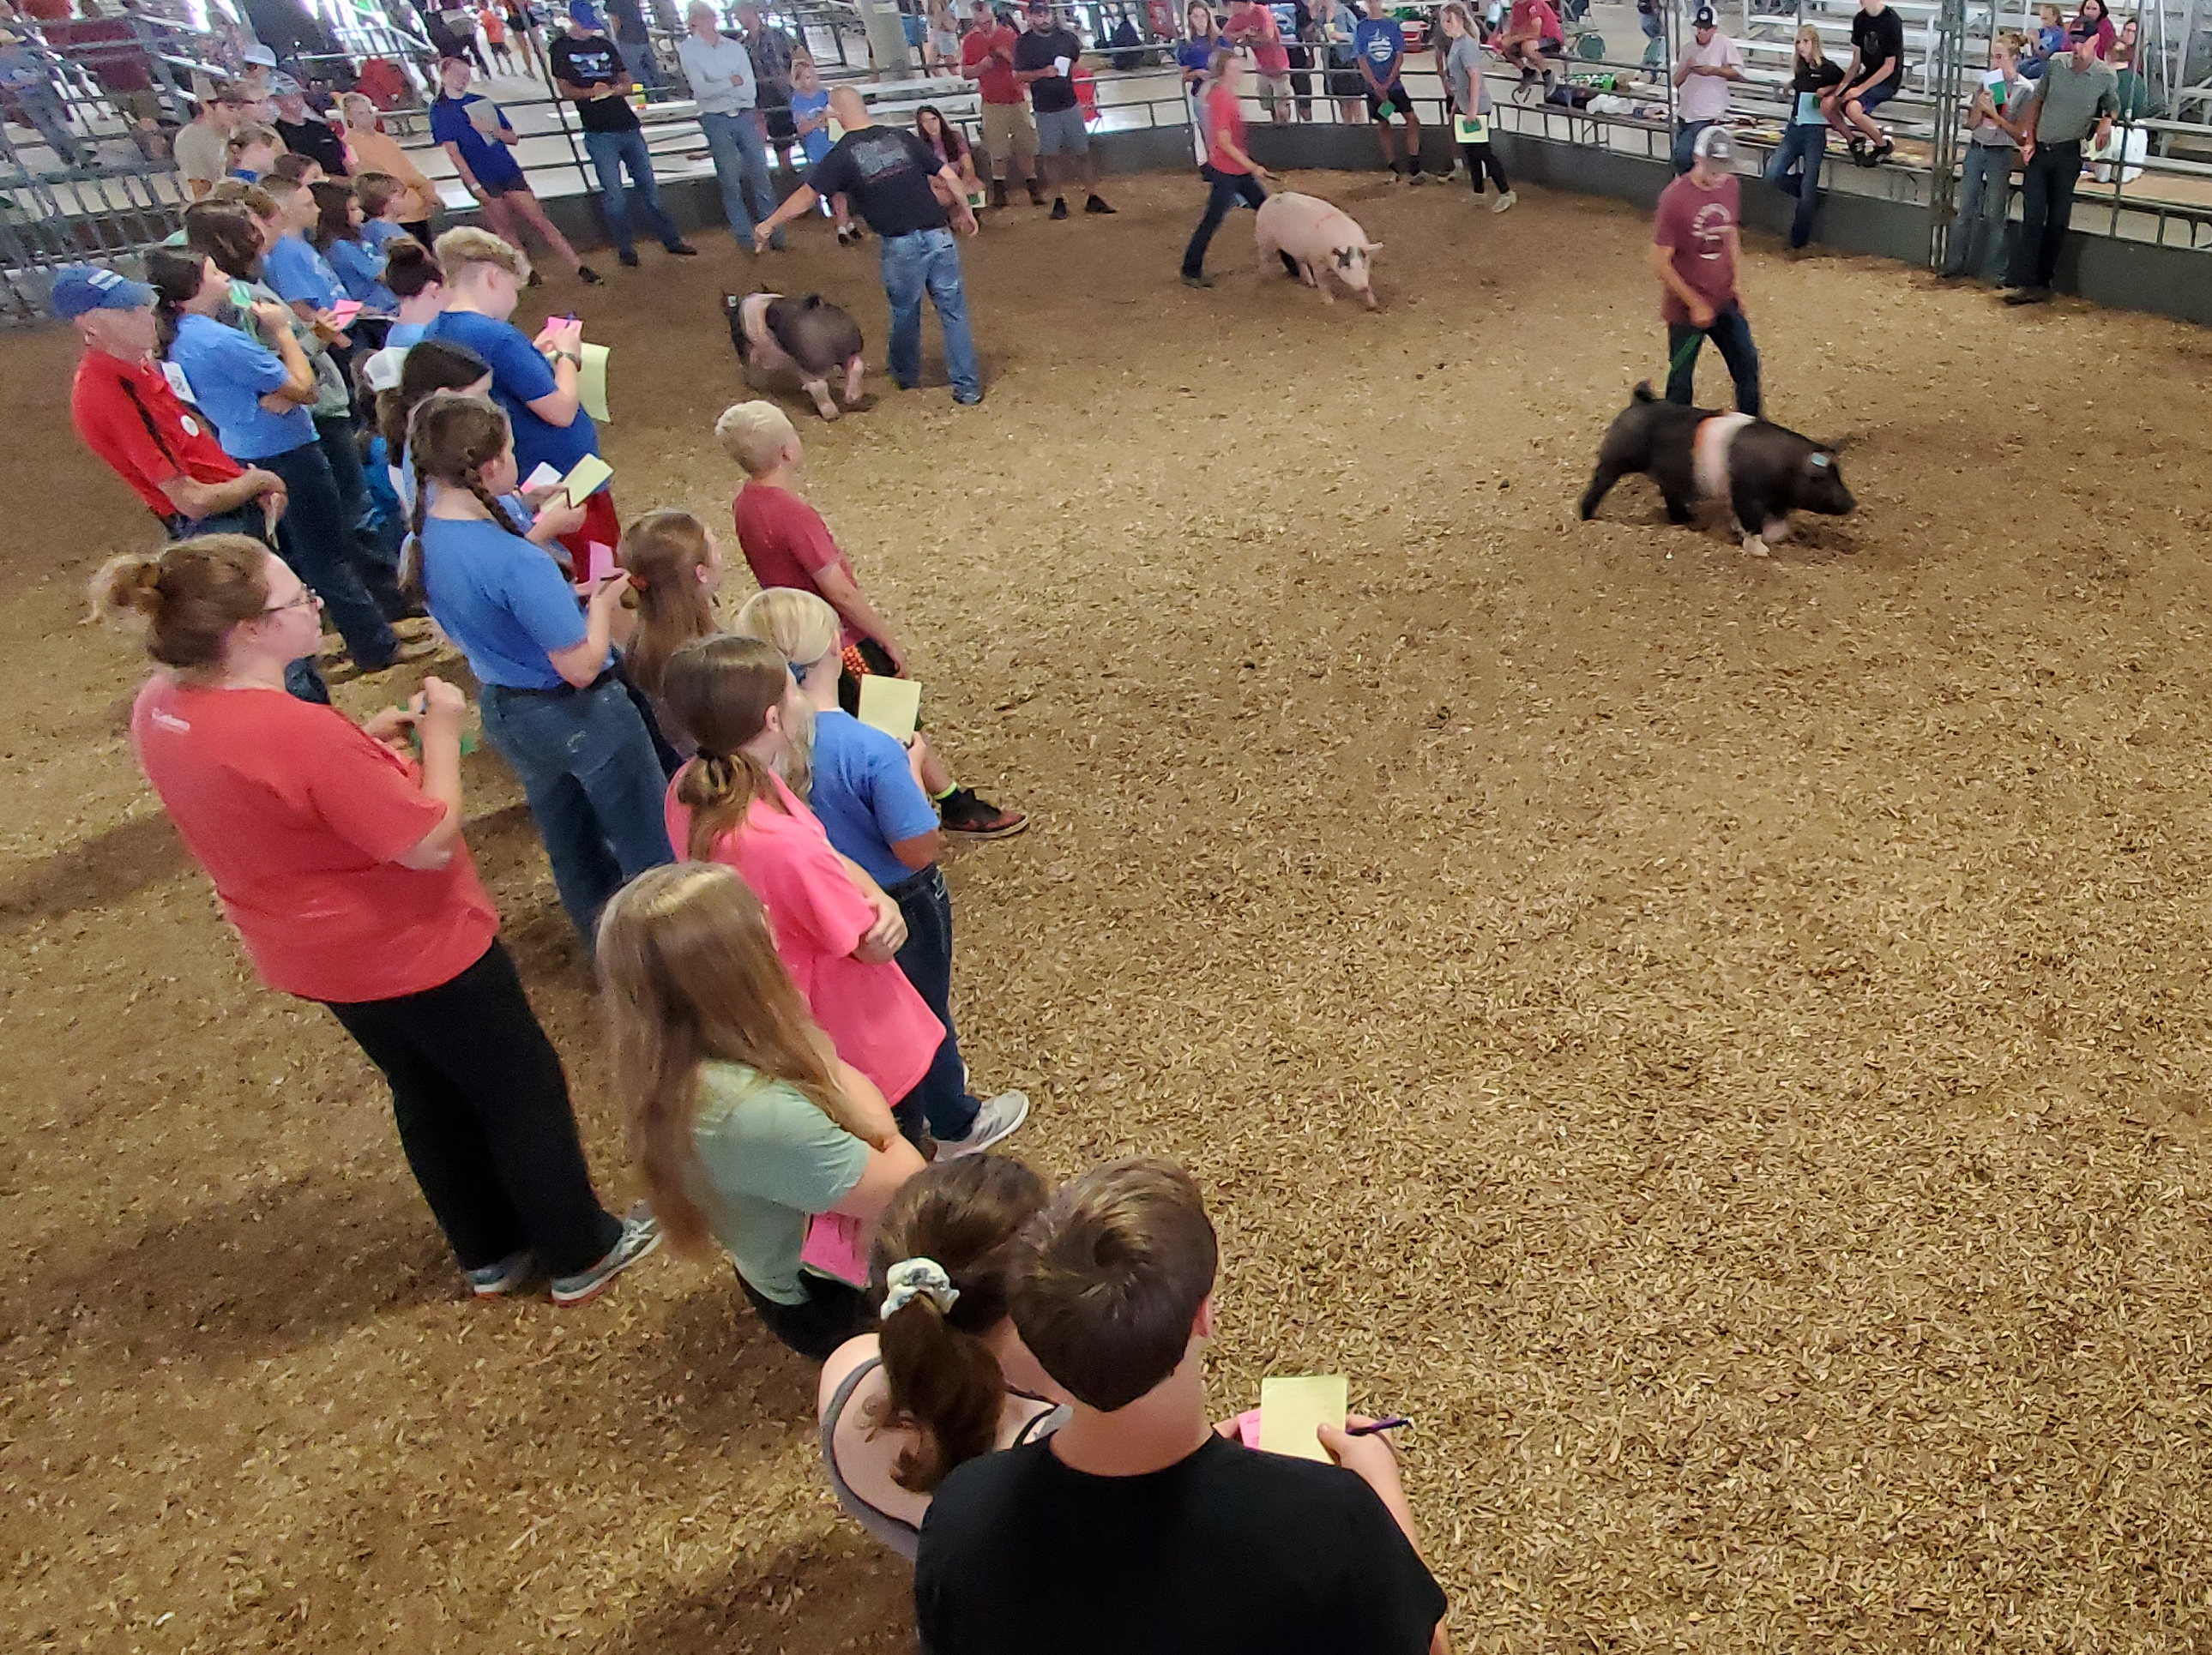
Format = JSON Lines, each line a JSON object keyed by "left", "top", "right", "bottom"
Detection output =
{"left": 466, "top": 1249, "right": 536, "bottom": 1297}
{"left": 933, "top": 1091, "right": 1031, "bottom": 1159}
{"left": 550, "top": 1205, "right": 661, "bottom": 1307}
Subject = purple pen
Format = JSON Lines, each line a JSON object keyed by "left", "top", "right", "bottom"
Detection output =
{"left": 1347, "top": 1417, "right": 1412, "bottom": 1436}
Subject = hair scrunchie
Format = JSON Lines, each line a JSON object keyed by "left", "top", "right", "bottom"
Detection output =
{"left": 881, "top": 1257, "right": 960, "bottom": 1320}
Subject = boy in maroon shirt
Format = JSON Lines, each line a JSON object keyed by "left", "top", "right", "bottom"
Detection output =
{"left": 715, "top": 400, "right": 1026, "bottom": 838}
{"left": 1649, "top": 125, "right": 1760, "bottom": 414}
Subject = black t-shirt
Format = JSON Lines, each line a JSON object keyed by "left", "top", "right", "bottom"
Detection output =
{"left": 1013, "top": 27, "right": 1083, "bottom": 113}
{"left": 913, "top": 1435, "right": 1449, "bottom": 1655}
{"left": 809, "top": 124, "right": 952, "bottom": 238}
{"left": 274, "top": 115, "right": 349, "bottom": 176}
{"left": 550, "top": 32, "right": 641, "bottom": 131}
{"left": 1849, "top": 6, "right": 1904, "bottom": 87}
{"left": 1790, "top": 57, "right": 1846, "bottom": 98}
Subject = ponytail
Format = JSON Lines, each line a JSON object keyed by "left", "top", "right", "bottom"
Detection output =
{"left": 143, "top": 246, "right": 207, "bottom": 358}
{"left": 90, "top": 535, "right": 271, "bottom": 672}
{"left": 660, "top": 635, "right": 800, "bottom": 854}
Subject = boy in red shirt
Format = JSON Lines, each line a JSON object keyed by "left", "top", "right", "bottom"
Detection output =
{"left": 715, "top": 400, "right": 1026, "bottom": 838}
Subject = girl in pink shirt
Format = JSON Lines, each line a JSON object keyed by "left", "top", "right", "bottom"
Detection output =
{"left": 660, "top": 634, "right": 944, "bottom": 1147}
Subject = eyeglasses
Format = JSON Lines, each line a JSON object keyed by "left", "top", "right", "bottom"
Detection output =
{"left": 262, "top": 588, "right": 322, "bottom": 615}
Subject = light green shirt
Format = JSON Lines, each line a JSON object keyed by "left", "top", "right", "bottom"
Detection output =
{"left": 2027, "top": 54, "right": 2118, "bottom": 146}
{"left": 690, "top": 1059, "right": 871, "bottom": 1305}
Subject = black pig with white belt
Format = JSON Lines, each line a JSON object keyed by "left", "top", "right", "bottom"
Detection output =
{"left": 1579, "top": 382, "right": 1855, "bottom": 556}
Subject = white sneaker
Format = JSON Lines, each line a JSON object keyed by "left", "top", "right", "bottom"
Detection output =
{"left": 1492, "top": 190, "right": 1517, "bottom": 214}
{"left": 934, "top": 1091, "right": 1030, "bottom": 1158}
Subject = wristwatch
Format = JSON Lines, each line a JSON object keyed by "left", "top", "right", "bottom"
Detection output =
{"left": 553, "top": 348, "right": 582, "bottom": 367}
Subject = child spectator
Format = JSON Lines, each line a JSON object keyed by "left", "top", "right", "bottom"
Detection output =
{"left": 266, "top": 151, "right": 328, "bottom": 189}
{"left": 1180, "top": 50, "right": 1272, "bottom": 289}
{"left": 226, "top": 122, "right": 280, "bottom": 182}
{"left": 1767, "top": 24, "right": 1841, "bottom": 250}
{"left": 1938, "top": 31, "right": 2028, "bottom": 281}
{"left": 1832, "top": 0, "right": 1905, "bottom": 165}
{"left": 915, "top": 105, "right": 985, "bottom": 210}
{"left": 311, "top": 179, "right": 398, "bottom": 312}
{"left": 407, "top": 393, "right": 673, "bottom": 941}
{"left": 103, "top": 536, "right": 660, "bottom": 1308}
{"left": 790, "top": 54, "right": 857, "bottom": 244}
{"left": 258, "top": 174, "right": 350, "bottom": 327}
{"left": 1353, "top": 0, "right": 1423, "bottom": 181}
{"left": 425, "top": 227, "right": 616, "bottom": 561}
{"left": 353, "top": 171, "right": 419, "bottom": 261}
{"left": 1438, "top": 3, "right": 1513, "bottom": 210}
{"left": 658, "top": 633, "right": 948, "bottom": 1149}
{"left": 480, "top": 1, "right": 517, "bottom": 72}
{"left": 734, "top": 585, "right": 1029, "bottom": 1154}
{"left": 714, "top": 400, "right": 1027, "bottom": 839}
{"left": 598, "top": 863, "right": 928, "bottom": 1358}
{"left": 619, "top": 507, "right": 726, "bottom": 760}
{"left": 913, "top": 1158, "right": 1451, "bottom": 1654}
{"left": 2022, "top": 3, "right": 2065, "bottom": 76}
{"left": 1178, "top": 2, "right": 1228, "bottom": 156}
{"left": 1498, "top": 0, "right": 1564, "bottom": 91}
{"left": 429, "top": 57, "right": 603, "bottom": 285}
{"left": 381, "top": 236, "right": 445, "bottom": 348}
{"left": 818, "top": 1155, "right": 1064, "bottom": 1558}
{"left": 1222, "top": 0, "right": 1294, "bottom": 123}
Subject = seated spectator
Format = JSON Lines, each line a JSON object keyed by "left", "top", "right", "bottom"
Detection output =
{"left": 273, "top": 84, "right": 349, "bottom": 177}
{"left": 714, "top": 400, "right": 1027, "bottom": 839}
{"left": 2072, "top": 0, "right": 2115, "bottom": 57}
{"left": 597, "top": 862, "right": 929, "bottom": 1358}
{"left": 99, "top": 535, "right": 660, "bottom": 1308}
{"left": 311, "top": 179, "right": 399, "bottom": 313}
{"left": 1497, "top": 0, "right": 1564, "bottom": 91}
{"left": 915, "top": 105, "right": 985, "bottom": 209}
{"left": 659, "top": 632, "right": 948, "bottom": 1150}
{"left": 818, "top": 1155, "right": 1064, "bottom": 1559}
{"left": 1831, "top": 0, "right": 1906, "bottom": 164}
{"left": 734, "top": 586, "right": 1030, "bottom": 1155}
{"left": 2022, "top": 3, "right": 2065, "bottom": 76}
{"left": 913, "top": 1158, "right": 1452, "bottom": 1654}
{"left": 226, "top": 122, "right": 282, "bottom": 182}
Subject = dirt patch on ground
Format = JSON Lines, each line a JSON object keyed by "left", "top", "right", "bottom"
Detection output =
{"left": 5, "top": 171, "right": 2211, "bottom": 1652}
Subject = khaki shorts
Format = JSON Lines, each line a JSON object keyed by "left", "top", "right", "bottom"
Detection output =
{"left": 979, "top": 99, "right": 1037, "bottom": 162}
{"left": 1257, "top": 74, "right": 1293, "bottom": 110}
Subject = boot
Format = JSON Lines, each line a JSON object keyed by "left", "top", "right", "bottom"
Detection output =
{"left": 991, "top": 176, "right": 1009, "bottom": 208}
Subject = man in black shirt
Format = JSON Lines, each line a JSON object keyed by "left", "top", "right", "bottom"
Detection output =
{"left": 914, "top": 1159, "right": 1452, "bottom": 1655}
{"left": 549, "top": 0, "right": 698, "bottom": 265}
{"left": 272, "top": 87, "right": 349, "bottom": 177}
{"left": 1834, "top": 0, "right": 1904, "bottom": 164}
{"left": 1011, "top": 0, "right": 1114, "bottom": 219}
{"left": 753, "top": 87, "right": 985, "bottom": 406}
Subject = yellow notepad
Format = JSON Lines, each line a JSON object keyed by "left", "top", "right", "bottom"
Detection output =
{"left": 1453, "top": 112, "right": 1491, "bottom": 145}
{"left": 579, "top": 342, "right": 612, "bottom": 424}
{"left": 558, "top": 452, "right": 612, "bottom": 503}
{"left": 1257, "top": 1375, "right": 1347, "bottom": 1463}
{"left": 856, "top": 675, "right": 922, "bottom": 742}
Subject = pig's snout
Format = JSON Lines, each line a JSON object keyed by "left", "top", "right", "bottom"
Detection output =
{"left": 1801, "top": 458, "right": 1855, "bottom": 516}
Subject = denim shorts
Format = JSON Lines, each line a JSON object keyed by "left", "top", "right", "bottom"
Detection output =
{"left": 1036, "top": 105, "right": 1089, "bottom": 156}
{"left": 1847, "top": 75, "right": 1898, "bottom": 112}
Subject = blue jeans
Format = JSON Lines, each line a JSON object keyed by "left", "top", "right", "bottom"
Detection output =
{"left": 478, "top": 677, "right": 675, "bottom": 942}
{"left": 1672, "top": 118, "right": 1715, "bottom": 175}
{"left": 1183, "top": 166, "right": 1269, "bottom": 278}
{"left": 889, "top": 864, "right": 981, "bottom": 1141}
{"left": 1765, "top": 122, "right": 1827, "bottom": 249}
{"left": 879, "top": 227, "right": 981, "bottom": 404}
{"left": 1665, "top": 308, "right": 1761, "bottom": 416}
{"left": 178, "top": 504, "right": 329, "bottom": 703}
{"left": 699, "top": 110, "right": 780, "bottom": 244}
{"left": 315, "top": 413, "right": 403, "bottom": 601}
{"left": 258, "top": 440, "right": 403, "bottom": 671}
{"left": 582, "top": 127, "right": 684, "bottom": 256}
{"left": 1944, "top": 142, "right": 2013, "bottom": 280}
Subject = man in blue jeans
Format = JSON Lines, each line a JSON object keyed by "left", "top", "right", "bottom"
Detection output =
{"left": 753, "top": 87, "right": 985, "bottom": 406}
{"left": 676, "top": 0, "right": 784, "bottom": 250}
{"left": 550, "top": 1, "right": 699, "bottom": 268}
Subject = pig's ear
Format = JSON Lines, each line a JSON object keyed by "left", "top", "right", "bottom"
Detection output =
{"left": 1365, "top": 241, "right": 1383, "bottom": 256}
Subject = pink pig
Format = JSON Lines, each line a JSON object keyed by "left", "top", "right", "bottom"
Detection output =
{"left": 1254, "top": 191, "right": 1382, "bottom": 310}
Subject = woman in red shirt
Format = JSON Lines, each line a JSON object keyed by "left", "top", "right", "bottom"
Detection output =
{"left": 99, "top": 534, "right": 660, "bottom": 1309}
{"left": 1180, "top": 50, "right": 1274, "bottom": 287}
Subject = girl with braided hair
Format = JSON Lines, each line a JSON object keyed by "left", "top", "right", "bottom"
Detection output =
{"left": 409, "top": 394, "right": 672, "bottom": 944}
{"left": 658, "top": 635, "right": 945, "bottom": 1155}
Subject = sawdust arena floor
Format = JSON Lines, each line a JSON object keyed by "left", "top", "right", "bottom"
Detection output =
{"left": 4, "top": 170, "right": 2210, "bottom": 1653}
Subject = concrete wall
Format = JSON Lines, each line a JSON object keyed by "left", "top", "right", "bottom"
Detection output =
{"left": 519, "top": 117, "right": 2210, "bottom": 328}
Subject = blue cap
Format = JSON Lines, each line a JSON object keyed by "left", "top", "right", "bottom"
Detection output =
{"left": 568, "top": 0, "right": 601, "bottom": 25}
{"left": 50, "top": 263, "right": 154, "bottom": 321}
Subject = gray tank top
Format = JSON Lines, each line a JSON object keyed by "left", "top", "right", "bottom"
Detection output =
{"left": 818, "top": 1357, "right": 1067, "bottom": 1560}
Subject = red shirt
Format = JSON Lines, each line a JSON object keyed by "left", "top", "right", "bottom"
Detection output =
{"left": 1510, "top": 0, "right": 1561, "bottom": 38}
{"left": 1205, "top": 81, "right": 1250, "bottom": 172}
{"left": 1653, "top": 172, "right": 1740, "bottom": 325}
{"left": 961, "top": 24, "right": 1022, "bottom": 104}
{"left": 1224, "top": 4, "right": 1290, "bottom": 75}
{"left": 130, "top": 679, "right": 499, "bottom": 1003}
{"left": 733, "top": 480, "right": 862, "bottom": 646}
{"left": 73, "top": 349, "right": 243, "bottom": 520}
{"left": 667, "top": 768, "right": 941, "bottom": 1107}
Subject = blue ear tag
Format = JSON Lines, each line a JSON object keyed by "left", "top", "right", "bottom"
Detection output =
{"left": 1811, "top": 454, "right": 1830, "bottom": 468}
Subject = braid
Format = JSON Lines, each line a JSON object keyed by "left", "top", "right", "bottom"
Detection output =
{"left": 466, "top": 475, "right": 527, "bottom": 539}
{"left": 400, "top": 445, "right": 433, "bottom": 604}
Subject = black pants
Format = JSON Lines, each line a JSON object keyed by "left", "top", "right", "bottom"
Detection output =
{"left": 1183, "top": 166, "right": 1269, "bottom": 279}
{"left": 2010, "top": 139, "right": 2081, "bottom": 292}
{"left": 1665, "top": 307, "right": 1762, "bottom": 417}
{"left": 740, "top": 1267, "right": 871, "bottom": 1360}
{"left": 322, "top": 941, "right": 621, "bottom": 1278}
{"left": 1460, "top": 140, "right": 1510, "bottom": 194}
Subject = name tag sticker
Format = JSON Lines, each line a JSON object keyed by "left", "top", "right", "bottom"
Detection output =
{"left": 162, "top": 361, "right": 198, "bottom": 405}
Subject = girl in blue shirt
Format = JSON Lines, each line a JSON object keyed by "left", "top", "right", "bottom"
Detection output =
{"left": 148, "top": 247, "right": 410, "bottom": 675}
{"left": 311, "top": 180, "right": 399, "bottom": 312}
{"left": 407, "top": 393, "right": 673, "bottom": 942}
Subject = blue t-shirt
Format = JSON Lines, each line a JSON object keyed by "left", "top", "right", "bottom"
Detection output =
{"left": 362, "top": 219, "right": 412, "bottom": 252}
{"left": 262, "top": 232, "right": 345, "bottom": 310}
{"left": 166, "top": 312, "right": 316, "bottom": 461}
{"left": 419, "top": 514, "right": 600, "bottom": 690}
{"left": 807, "top": 708, "right": 938, "bottom": 889}
{"left": 423, "top": 308, "right": 602, "bottom": 484}
{"left": 429, "top": 92, "right": 525, "bottom": 188}
{"left": 326, "top": 237, "right": 397, "bottom": 310}
{"left": 1353, "top": 16, "right": 1404, "bottom": 81}
{"left": 385, "top": 319, "right": 428, "bottom": 348}
{"left": 791, "top": 86, "right": 832, "bottom": 164}
{"left": 1177, "top": 35, "right": 1218, "bottom": 86}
